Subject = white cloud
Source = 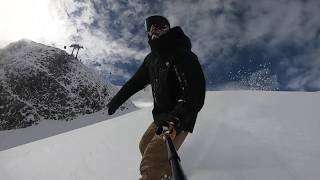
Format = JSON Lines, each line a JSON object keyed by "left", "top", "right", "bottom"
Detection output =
{"left": 163, "top": 0, "right": 320, "bottom": 63}
{"left": 0, "top": 0, "right": 74, "bottom": 48}
{"left": 163, "top": 0, "right": 246, "bottom": 63}
{"left": 282, "top": 48, "right": 320, "bottom": 90}
{"left": 1, "top": 0, "right": 319, "bottom": 89}
{"left": 62, "top": 0, "right": 150, "bottom": 64}
{"left": 160, "top": 0, "right": 320, "bottom": 90}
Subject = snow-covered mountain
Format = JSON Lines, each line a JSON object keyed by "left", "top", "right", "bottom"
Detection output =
{"left": 0, "top": 91, "right": 319, "bottom": 180}
{"left": 0, "top": 39, "right": 135, "bottom": 130}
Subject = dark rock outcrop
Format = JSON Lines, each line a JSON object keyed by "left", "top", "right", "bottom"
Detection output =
{"left": 0, "top": 40, "right": 134, "bottom": 130}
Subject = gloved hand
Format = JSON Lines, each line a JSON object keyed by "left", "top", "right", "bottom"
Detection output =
{"left": 106, "top": 101, "right": 117, "bottom": 115}
{"left": 156, "top": 121, "right": 178, "bottom": 140}
{"left": 155, "top": 113, "right": 181, "bottom": 135}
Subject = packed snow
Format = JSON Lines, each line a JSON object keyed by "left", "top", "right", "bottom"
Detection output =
{"left": 0, "top": 91, "right": 320, "bottom": 180}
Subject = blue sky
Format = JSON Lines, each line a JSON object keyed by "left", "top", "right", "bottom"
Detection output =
{"left": 1, "top": 0, "right": 319, "bottom": 91}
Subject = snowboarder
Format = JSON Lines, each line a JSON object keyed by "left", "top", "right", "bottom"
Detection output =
{"left": 107, "top": 15, "right": 206, "bottom": 180}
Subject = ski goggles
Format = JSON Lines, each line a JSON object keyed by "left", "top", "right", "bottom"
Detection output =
{"left": 145, "top": 15, "right": 170, "bottom": 32}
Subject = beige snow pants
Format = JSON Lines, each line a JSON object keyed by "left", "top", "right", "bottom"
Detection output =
{"left": 139, "top": 122, "right": 188, "bottom": 180}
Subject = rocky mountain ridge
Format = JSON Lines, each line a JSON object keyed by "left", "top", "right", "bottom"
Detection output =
{"left": 0, "top": 39, "right": 135, "bottom": 130}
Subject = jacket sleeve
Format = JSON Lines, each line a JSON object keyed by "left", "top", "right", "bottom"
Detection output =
{"left": 108, "top": 58, "right": 150, "bottom": 110}
{"left": 170, "top": 51, "right": 206, "bottom": 125}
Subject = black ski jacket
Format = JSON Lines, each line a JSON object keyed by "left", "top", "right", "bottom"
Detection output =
{"left": 108, "top": 26, "right": 206, "bottom": 133}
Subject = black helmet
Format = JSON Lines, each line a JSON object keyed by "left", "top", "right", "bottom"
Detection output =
{"left": 145, "top": 15, "right": 170, "bottom": 32}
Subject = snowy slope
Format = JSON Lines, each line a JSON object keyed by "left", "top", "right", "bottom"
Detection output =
{"left": 0, "top": 39, "right": 135, "bottom": 130}
{"left": 0, "top": 91, "right": 320, "bottom": 180}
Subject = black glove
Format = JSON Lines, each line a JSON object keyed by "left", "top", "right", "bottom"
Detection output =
{"left": 155, "top": 113, "right": 181, "bottom": 135}
{"left": 106, "top": 101, "right": 117, "bottom": 115}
